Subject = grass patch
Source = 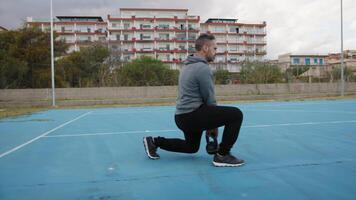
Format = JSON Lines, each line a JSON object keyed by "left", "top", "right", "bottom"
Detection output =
{"left": 0, "top": 107, "right": 49, "bottom": 119}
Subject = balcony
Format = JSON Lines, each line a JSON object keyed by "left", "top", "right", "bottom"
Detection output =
{"left": 155, "top": 48, "right": 173, "bottom": 53}
{"left": 175, "top": 37, "right": 187, "bottom": 41}
{"left": 94, "top": 29, "right": 106, "bottom": 34}
{"left": 176, "top": 15, "right": 200, "bottom": 22}
{"left": 157, "top": 25, "right": 170, "bottom": 30}
{"left": 76, "top": 39, "right": 94, "bottom": 44}
{"left": 138, "top": 48, "right": 154, "bottom": 53}
{"left": 252, "top": 41, "right": 267, "bottom": 45}
{"left": 136, "top": 36, "right": 153, "bottom": 42}
{"left": 155, "top": 37, "right": 174, "bottom": 42}
{"left": 121, "top": 39, "right": 134, "bottom": 43}
{"left": 172, "top": 48, "right": 187, "bottom": 53}
{"left": 254, "top": 31, "right": 267, "bottom": 36}
{"left": 157, "top": 47, "right": 171, "bottom": 51}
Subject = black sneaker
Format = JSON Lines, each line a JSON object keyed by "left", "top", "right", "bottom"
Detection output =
{"left": 213, "top": 153, "right": 244, "bottom": 167}
{"left": 143, "top": 136, "right": 160, "bottom": 160}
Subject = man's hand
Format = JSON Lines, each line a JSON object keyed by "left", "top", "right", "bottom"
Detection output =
{"left": 206, "top": 128, "right": 218, "bottom": 138}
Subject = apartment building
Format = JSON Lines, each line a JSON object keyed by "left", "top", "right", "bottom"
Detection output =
{"left": 201, "top": 19, "right": 267, "bottom": 72}
{"left": 278, "top": 53, "right": 329, "bottom": 77}
{"left": 107, "top": 8, "right": 200, "bottom": 70}
{"left": 27, "top": 16, "right": 107, "bottom": 52}
{"left": 26, "top": 8, "right": 267, "bottom": 72}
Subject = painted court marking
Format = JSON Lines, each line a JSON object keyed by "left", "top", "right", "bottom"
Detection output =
{"left": 43, "top": 119, "right": 356, "bottom": 138}
{"left": 89, "top": 102, "right": 356, "bottom": 116}
{"left": 44, "top": 129, "right": 177, "bottom": 138}
{"left": 244, "top": 109, "right": 356, "bottom": 114}
{"left": 0, "top": 111, "right": 92, "bottom": 159}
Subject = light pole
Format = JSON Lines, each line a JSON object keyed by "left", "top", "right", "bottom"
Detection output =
{"left": 50, "top": 0, "right": 56, "bottom": 106}
{"left": 340, "top": 0, "right": 345, "bottom": 96}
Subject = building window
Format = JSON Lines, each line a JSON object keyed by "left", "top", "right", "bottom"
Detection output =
{"left": 116, "top": 34, "right": 120, "bottom": 40}
{"left": 320, "top": 59, "right": 324, "bottom": 65}
{"left": 140, "top": 34, "right": 151, "bottom": 40}
{"left": 293, "top": 58, "right": 300, "bottom": 64}
{"left": 214, "top": 26, "right": 225, "bottom": 32}
{"left": 314, "top": 58, "right": 318, "bottom": 64}
{"left": 124, "top": 34, "right": 129, "bottom": 40}
{"left": 142, "top": 43, "right": 152, "bottom": 50}
{"left": 124, "top": 23, "right": 130, "bottom": 29}
{"left": 158, "top": 24, "right": 169, "bottom": 29}
{"left": 305, "top": 58, "right": 310, "bottom": 65}
{"left": 229, "top": 27, "right": 239, "bottom": 33}
{"left": 159, "top": 33, "right": 169, "bottom": 40}
{"left": 229, "top": 45, "right": 238, "bottom": 52}
{"left": 188, "top": 24, "right": 195, "bottom": 30}
{"left": 176, "top": 33, "right": 186, "bottom": 40}
{"left": 140, "top": 24, "right": 151, "bottom": 29}
{"left": 188, "top": 33, "right": 197, "bottom": 40}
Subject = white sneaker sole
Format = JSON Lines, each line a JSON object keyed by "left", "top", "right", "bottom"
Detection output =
{"left": 212, "top": 161, "right": 245, "bottom": 167}
{"left": 143, "top": 138, "right": 159, "bottom": 160}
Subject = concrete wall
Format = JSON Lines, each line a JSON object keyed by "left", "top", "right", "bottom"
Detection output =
{"left": 1, "top": 82, "right": 355, "bottom": 107}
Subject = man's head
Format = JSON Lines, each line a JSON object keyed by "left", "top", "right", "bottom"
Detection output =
{"left": 195, "top": 33, "right": 217, "bottom": 62}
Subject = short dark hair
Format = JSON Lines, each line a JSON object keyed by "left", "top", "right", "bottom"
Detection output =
{"left": 195, "top": 33, "right": 215, "bottom": 51}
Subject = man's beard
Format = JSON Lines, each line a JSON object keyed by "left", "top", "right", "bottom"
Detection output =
{"left": 206, "top": 55, "right": 215, "bottom": 62}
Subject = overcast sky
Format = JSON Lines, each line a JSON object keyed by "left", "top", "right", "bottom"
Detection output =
{"left": 0, "top": 0, "right": 355, "bottom": 59}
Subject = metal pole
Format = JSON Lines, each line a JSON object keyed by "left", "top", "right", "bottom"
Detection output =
{"left": 50, "top": 0, "right": 56, "bottom": 106}
{"left": 340, "top": 0, "right": 345, "bottom": 96}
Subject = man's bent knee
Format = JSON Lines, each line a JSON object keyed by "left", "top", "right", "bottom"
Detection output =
{"left": 186, "top": 145, "right": 200, "bottom": 153}
{"left": 231, "top": 107, "right": 243, "bottom": 121}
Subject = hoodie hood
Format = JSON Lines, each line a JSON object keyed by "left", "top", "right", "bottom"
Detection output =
{"left": 183, "top": 54, "right": 208, "bottom": 65}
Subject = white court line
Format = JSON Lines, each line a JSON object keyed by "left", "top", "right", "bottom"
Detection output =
{"left": 90, "top": 101, "right": 356, "bottom": 115}
{"left": 91, "top": 109, "right": 174, "bottom": 115}
{"left": 44, "top": 129, "right": 177, "bottom": 138}
{"left": 0, "top": 111, "right": 92, "bottom": 159}
{"left": 43, "top": 119, "right": 356, "bottom": 138}
{"left": 242, "top": 100, "right": 356, "bottom": 107}
{"left": 244, "top": 120, "right": 356, "bottom": 128}
{"left": 91, "top": 108, "right": 356, "bottom": 116}
{"left": 244, "top": 109, "right": 356, "bottom": 114}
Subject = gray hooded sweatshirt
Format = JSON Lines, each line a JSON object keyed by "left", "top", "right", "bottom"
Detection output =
{"left": 175, "top": 55, "right": 217, "bottom": 115}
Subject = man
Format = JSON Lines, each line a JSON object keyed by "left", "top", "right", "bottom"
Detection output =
{"left": 143, "top": 33, "right": 244, "bottom": 167}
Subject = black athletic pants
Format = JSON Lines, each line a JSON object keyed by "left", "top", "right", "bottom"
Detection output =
{"left": 155, "top": 104, "right": 243, "bottom": 155}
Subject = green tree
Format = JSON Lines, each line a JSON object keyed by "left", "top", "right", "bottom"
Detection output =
{"left": 0, "top": 27, "right": 67, "bottom": 88}
{"left": 215, "top": 70, "right": 230, "bottom": 84}
{"left": 329, "top": 66, "right": 354, "bottom": 82}
{"left": 56, "top": 43, "right": 110, "bottom": 87}
{"left": 240, "top": 62, "right": 283, "bottom": 84}
{"left": 115, "top": 56, "right": 178, "bottom": 86}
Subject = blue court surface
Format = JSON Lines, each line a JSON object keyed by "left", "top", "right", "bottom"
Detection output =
{"left": 1, "top": 99, "right": 356, "bottom": 200}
